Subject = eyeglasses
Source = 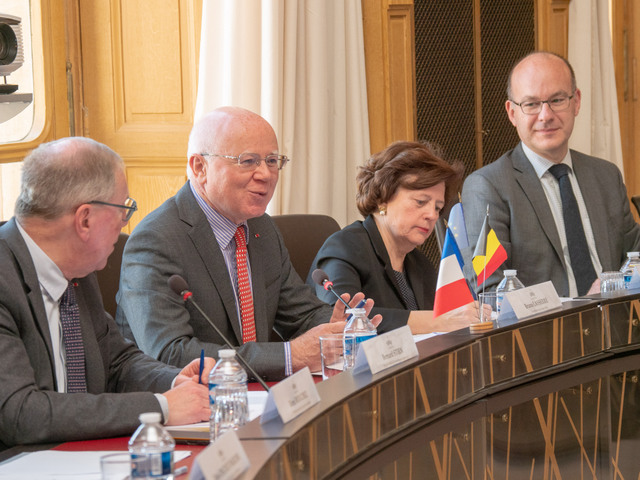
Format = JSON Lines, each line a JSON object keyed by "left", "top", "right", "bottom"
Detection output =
{"left": 510, "top": 94, "right": 574, "bottom": 115}
{"left": 88, "top": 197, "right": 138, "bottom": 222}
{"left": 200, "top": 152, "right": 289, "bottom": 170}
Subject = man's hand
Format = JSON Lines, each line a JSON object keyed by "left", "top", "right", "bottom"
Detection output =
{"left": 586, "top": 278, "right": 601, "bottom": 296}
{"left": 290, "top": 293, "right": 382, "bottom": 372}
{"left": 163, "top": 381, "right": 210, "bottom": 425}
{"left": 174, "top": 356, "right": 216, "bottom": 386}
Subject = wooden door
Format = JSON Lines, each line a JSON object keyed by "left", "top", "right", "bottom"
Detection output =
{"left": 76, "top": 0, "right": 202, "bottom": 231}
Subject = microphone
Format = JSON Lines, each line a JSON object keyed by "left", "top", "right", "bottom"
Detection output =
{"left": 311, "top": 269, "right": 351, "bottom": 308}
{"left": 168, "top": 274, "right": 270, "bottom": 392}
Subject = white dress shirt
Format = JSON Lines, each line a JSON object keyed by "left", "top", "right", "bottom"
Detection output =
{"left": 522, "top": 144, "right": 602, "bottom": 297}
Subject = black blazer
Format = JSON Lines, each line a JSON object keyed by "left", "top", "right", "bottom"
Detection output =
{"left": 307, "top": 215, "right": 437, "bottom": 333}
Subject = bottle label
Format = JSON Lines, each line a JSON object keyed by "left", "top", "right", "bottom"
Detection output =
{"left": 131, "top": 451, "right": 173, "bottom": 478}
{"left": 209, "top": 383, "right": 217, "bottom": 405}
{"left": 344, "top": 333, "right": 376, "bottom": 357}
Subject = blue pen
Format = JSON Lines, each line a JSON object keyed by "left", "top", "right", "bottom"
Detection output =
{"left": 198, "top": 349, "right": 205, "bottom": 385}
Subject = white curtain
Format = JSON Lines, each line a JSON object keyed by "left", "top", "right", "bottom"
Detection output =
{"left": 568, "top": 0, "right": 624, "bottom": 177}
{"left": 195, "top": 0, "right": 370, "bottom": 226}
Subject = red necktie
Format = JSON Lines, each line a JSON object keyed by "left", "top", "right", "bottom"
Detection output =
{"left": 234, "top": 227, "right": 257, "bottom": 343}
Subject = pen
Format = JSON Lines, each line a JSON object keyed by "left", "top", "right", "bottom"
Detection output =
{"left": 174, "top": 465, "right": 189, "bottom": 477}
{"left": 198, "top": 348, "right": 205, "bottom": 385}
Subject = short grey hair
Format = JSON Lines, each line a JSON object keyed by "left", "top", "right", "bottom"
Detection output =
{"left": 15, "top": 137, "right": 124, "bottom": 220}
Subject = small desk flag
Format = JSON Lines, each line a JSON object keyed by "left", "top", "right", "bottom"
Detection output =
{"left": 448, "top": 202, "right": 469, "bottom": 249}
{"left": 472, "top": 209, "right": 507, "bottom": 286}
{"left": 434, "top": 228, "right": 474, "bottom": 317}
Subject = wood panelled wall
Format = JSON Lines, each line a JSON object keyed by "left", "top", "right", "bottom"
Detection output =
{"left": 613, "top": 0, "right": 640, "bottom": 217}
{"left": 0, "top": 0, "right": 579, "bottom": 226}
{"left": 72, "top": 0, "right": 202, "bottom": 232}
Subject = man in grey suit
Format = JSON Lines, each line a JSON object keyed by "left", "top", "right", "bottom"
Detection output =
{"left": 116, "top": 106, "right": 379, "bottom": 381}
{"left": 461, "top": 52, "right": 640, "bottom": 297}
{"left": 0, "top": 137, "right": 212, "bottom": 450}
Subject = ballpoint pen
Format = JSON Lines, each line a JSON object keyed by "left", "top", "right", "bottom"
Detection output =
{"left": 198, "top": 348, "right": 205, "bottom": 385}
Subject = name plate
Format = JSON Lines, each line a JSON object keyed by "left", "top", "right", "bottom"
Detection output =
{"left": 352, "top": 325, "right": 418, "bottom": 375}
{"left": 193, "top": 429, "right": 249, "bottom": 480}
{"left": 260, "top": 367, "right": 320, "bottom": 424}
{"left": 501, "top": 281, "right": 562, "bottom": 320}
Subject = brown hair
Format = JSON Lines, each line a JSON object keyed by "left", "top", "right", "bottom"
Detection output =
{"left": 356, "top": 140, "right": 463, "bottom": 217}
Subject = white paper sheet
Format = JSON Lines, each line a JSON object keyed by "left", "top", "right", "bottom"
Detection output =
{"left": 0, "top": 450, "right": 190, "bottom": 479}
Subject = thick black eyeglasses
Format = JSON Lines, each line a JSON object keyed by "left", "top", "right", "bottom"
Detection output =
{"left": 510, "top": 94, "right": 574, "bottom": 115}
{"left": 200, "top": 152, "right": 289, "bottom": 170}
{"left": 88, "top": 197, "right": 138, "bottom": 222}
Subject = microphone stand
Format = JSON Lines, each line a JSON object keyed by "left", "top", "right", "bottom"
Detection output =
{"left": 182, "top": 291, "right": 270, "bottom": 392}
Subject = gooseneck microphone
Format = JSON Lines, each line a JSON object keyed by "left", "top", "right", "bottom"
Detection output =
{"left": 168, "top": 274, "right": 270, "bottom": 392}
{"left": 311, "top": 269, "right": 351, "bottom": 308}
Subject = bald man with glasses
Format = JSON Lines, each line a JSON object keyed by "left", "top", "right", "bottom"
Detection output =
{"left": 461, "top": 51, "right": 640, "bottom": 297}
{"left": 116, "top": 106, "right": 380, "bottom": 381}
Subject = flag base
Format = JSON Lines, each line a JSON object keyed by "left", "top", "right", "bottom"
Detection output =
{"left": 469, "top": 321, "right": 494, "bottom": 333}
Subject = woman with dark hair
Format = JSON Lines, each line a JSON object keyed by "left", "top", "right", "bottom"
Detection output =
{"left": 307, "top": 141, "right": 479, "bottom": 334}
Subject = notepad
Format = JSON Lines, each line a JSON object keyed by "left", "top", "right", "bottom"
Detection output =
{"left": 0, "top": 450, "right": 190, "bottom": 479}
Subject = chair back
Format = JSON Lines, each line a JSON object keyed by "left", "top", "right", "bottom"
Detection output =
{"left": 632, "top": 195, "right": 640, "bottom": 217}
{"left": 272, "top": 214, "right": 341, "bottom": 279}
{"left": 96, "top": 232, "right": 128, "bottom": 318}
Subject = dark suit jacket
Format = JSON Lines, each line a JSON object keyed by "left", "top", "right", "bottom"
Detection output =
{"left": 307, "top": 215, "right": 437, "bottom": 333}
{"left": 461, "top": 144, "right": 640, "bottom": 296}
{"left": 116, "top": 182, "right": 333, "bottom": 381}
{"left": 0, "top": 219, "right": 178, "bottom": 449}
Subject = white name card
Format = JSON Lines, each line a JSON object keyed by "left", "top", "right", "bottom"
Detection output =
{"left": 193, "top": 429, "right": 249, "bottom": 480}
{"left": 501, "top": 281, "right": 562, "bottom": 320}
{"left": 352, "top": 325, "right": 418, "bottom": 375}
{"left": 260, "top": 367, "right": 320, "bottom": 424}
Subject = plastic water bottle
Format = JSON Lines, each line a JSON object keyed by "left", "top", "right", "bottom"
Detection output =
{"left": 128, "top": 412, "right": 175, "bottom": 479}
{"left": 620, "top": 252, "right": 640, "bottom": 288}
{"left": 343, "top": 307, "right": 377, "bottom": 370}
{"left": 496, "top": 270, "right": 525, "bottom": 314}
{"left": 209, "top": 349, "right": 248, "bottom": 443}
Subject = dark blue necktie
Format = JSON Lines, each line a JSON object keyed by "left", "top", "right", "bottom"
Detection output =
{"left": 59, "top": 282, "right": 87, "bottom": 393}
{"left": 548, "top": 164, "right": 597, "bottom": 296}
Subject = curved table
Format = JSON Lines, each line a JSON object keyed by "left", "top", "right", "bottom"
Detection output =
{"left": 236, "top": 291, "right": 640, "bottom": 479}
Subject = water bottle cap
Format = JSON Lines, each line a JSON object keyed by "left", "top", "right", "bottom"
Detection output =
{"left": 345, "top": 307, "right": 366, "bottom": 316}
{"left": 627, "top": 252, "right": 639, "bottom": 258}
{"left": 139, "top": 412, "right": 162, "bottom": 424}
{"left": 219, "top": 349, "right": 236, "bottom": 359}
{"left": 504, "top": 269, "right": 517, "bottom": 276}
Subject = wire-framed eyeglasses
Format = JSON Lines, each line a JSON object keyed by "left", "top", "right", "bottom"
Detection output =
{"left": 88, "top": 197, "right": 138, "bottom": 222}
{"left": 510, "top": 94, "right": 574, "bottom": 115}
{"left": 200, "top": 152, "right": 289, "bottom": 170}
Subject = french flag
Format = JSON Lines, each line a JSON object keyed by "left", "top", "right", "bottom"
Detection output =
{"left": 433, "top": 228, "right": 474, "bottom": 317}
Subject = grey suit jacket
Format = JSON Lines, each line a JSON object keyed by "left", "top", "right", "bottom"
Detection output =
{"left": 116, "top": 182, "right": 333, "bottom": 381}
{"left": 307, "top": 215, "right": 437, "bottom": 333}
{"left": 461, "top": 143, "right": 640, "bottom": 296}
{"left": 0, "top": 219, "right": 179, "bottom": 450}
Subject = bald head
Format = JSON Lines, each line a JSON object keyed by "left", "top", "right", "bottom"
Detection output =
{"left": 186, "top": 106, "right": 280, "bottom": 223}
{"left": 187, "top": 106, "right": 278, "bottom": 161}
{"left": 507, "top": 51, "right": 576, "bottom": 100}
{"left": 15, "top": 137, "right": 124, "bottom": 220}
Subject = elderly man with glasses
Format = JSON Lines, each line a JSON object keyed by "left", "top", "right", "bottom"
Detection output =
{"left": 116, "top": 106, "right": 380, "bottom": 381}
{"left": 0, "top": 137, "right": 214, "bottom": 449}
{"left": 461, "top": 51, "right": 640, "bottom": 297}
